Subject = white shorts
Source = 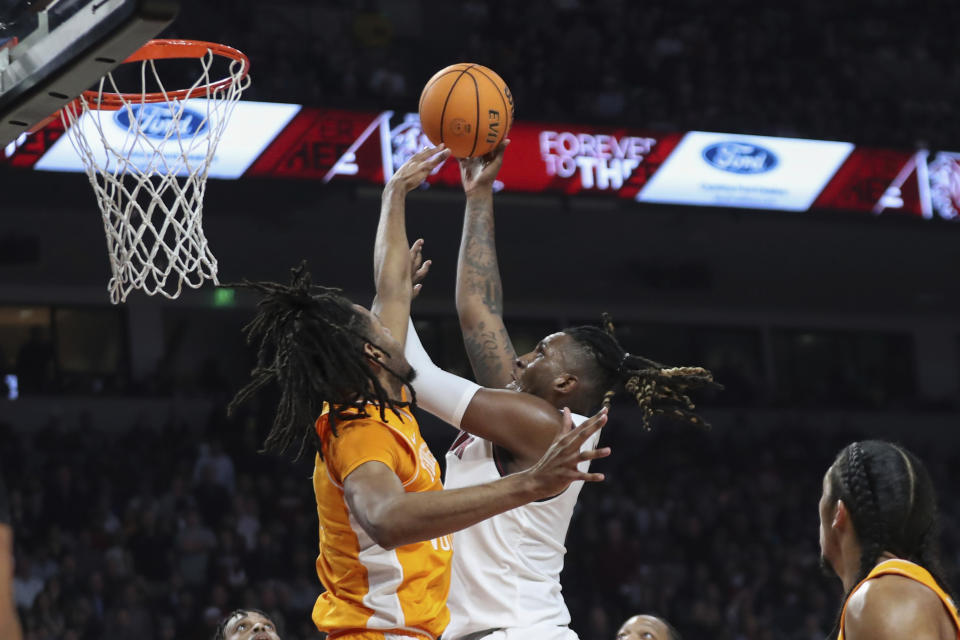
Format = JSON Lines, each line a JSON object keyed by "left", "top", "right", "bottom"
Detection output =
{"left": 450, "top": 625, "right": 580, "bottom": 640}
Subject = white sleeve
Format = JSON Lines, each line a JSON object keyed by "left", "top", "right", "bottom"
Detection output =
{"left": 404, "top": 318, "right": 481, "bottom": 429}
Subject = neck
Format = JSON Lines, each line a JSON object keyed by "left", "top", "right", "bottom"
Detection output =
{"left": 838, "top": 542, "right": 898, "bottom": 592}
{"left": 375, "top": 373, "right": 408, "bottom": 405}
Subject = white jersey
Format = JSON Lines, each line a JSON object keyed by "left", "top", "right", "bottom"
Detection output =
{"left": 443, "top": 413, "right": 599, "bottom": 640}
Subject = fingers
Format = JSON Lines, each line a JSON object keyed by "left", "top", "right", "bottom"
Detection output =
{"left": 411, "top": 143, "right": 446, "bottom": 162}
{"left": 409, "top": 239, "right": 424, "bottom": 267}
{"left": 485, "top": 138, "right": 511, "bottom": 163}
{"left": 578, "top": 471, "right": 606, "bottom": 483}
{"left": 423, "top": 146, "right": 452, "bottom": 171}
{"left": 560, "top": 406, "right": 608, "bottom": 447}
{"left": 414, "top": 259, "right": 432, "bottom": 280}
{"left": 579, "top": 447, "right": 611, "bottom": 461}
{"left": 399, "top": 145, "right": 451, "bottom": 185}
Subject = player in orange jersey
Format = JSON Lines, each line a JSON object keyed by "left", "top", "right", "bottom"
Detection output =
{"left": 229, "top": 145, "right": 610, "bottom": 640}
{"left": 214, "top": 609, "right": 281, "bottom": 640}
{"left": 819, "top": 440, "right": 960, "bottom": 640}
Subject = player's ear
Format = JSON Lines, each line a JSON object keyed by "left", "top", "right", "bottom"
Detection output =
{"left": 833, "top": 499, "right": 850, "bottom": 532}
{"left": 553, "top": 373, "right": 578, "bottom": 395}
{"left": 363, "top": 342, "right": 385, "bottom": 370}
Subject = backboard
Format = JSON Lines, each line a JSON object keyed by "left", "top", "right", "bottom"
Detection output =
{"left": 0, "top": 0, "right": 178, "bottom": 147}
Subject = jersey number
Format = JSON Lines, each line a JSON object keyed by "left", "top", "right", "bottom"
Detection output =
{"left": 430, "top": 535, "right": 452, "bottom": 551}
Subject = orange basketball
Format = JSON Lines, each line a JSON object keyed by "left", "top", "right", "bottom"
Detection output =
{"left": 418, "top": 63, "right": 514, "bottom": 158}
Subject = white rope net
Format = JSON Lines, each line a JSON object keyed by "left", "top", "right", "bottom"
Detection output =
{"left": 60, "top": 48, "right": 249, "bottom": 303}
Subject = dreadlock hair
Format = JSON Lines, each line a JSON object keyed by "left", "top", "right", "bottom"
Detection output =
{"left": 824, "top": 440, "right": 955, "bottom": 639}
{"left": 227, "top": 263, "right": 415, "bottom": 460}
{"left": 561, "top": 313, "right": 721, "bottom": 428}
{"left": 212, "top": 608, "right": 273, "bottom": 640}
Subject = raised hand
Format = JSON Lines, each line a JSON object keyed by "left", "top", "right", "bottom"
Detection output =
{"left": 409, "top": 238, "right": 432, "bottom": 299}
{"left": 522, "top": 407, "right": 610, "bottom": 498}
{"left": 459, "top": 139, "right": 509, "bottom": 196}
{"left": 386, "top": 145, "right": 451, "bottom": 194}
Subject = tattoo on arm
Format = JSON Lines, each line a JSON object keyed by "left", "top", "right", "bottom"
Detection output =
{"left": 463, "top": 321, "right": 516, "bottom": 387}
{"left": 459, "top": 195, "right": 516, "bottom": 386}
{"left": 462, "top": 198, "right": 504, "bottom": 316}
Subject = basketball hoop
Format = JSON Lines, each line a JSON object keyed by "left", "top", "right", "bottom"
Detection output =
{"left": 60, "top": 39, "right": 250, "bottom": 303}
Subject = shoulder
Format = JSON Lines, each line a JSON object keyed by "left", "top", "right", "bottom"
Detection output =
{"left": 326, "top": 416, "right": 421, "bottom": 484}
{"left": 333, "top": 413, "right": 415, "bottom": 445}
{"left": 461, "top": 388, "right": 565, "bottom": 466}
{"left": 473, "top": 388, "right": 564, "bottom": 428}
{"left": 846, "top": 574, "right": 949, "bottom": 639}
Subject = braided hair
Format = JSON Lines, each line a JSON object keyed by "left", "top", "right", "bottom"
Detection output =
{"left": 227, "top": 263, "right": 414, "bottom": 460}
{"left": 562, "top": 313, "right": 721, "bottom": 428}
{"left": 825, "top": 440, "right": 955, "bottom": 638}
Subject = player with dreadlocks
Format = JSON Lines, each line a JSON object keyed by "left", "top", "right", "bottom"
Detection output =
{"left": 396, "top": 142, "right": 719, "bottom": 640}
{"left": 818, "top": 440, "right": 959, "bottom": 639}
{"left": 229, "top": 145, "right": 611, "bottom": 640}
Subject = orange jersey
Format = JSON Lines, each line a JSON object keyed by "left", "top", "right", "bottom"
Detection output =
{"left": 839, "top": 558, "right": 960, "bottom": 640}
{"left": 311, "top": 401, "right": 452, "bottom": 639}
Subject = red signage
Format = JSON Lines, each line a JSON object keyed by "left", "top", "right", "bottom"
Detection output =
{"left": 247, "top": 109, "right": 683, "bottom": 200}
{"left": 4, "top": 104, "right": 959, "bottom": 221}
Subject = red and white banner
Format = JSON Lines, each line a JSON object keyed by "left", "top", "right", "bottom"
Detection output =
{"left": 3, "top": 103, "right": 958, "bottom": 220}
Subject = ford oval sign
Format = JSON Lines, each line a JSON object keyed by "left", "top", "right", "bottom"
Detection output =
{"left": 114, "top": 104, "right": 209, "bottom": 139}
{"left": 702, "top": 141, "right": 778, "bottom": 174}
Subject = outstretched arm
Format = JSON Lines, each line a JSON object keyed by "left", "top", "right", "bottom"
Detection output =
{"left": 405, "top": 317, "right": 568, "bottom": 465}
{"left": 456, "top": 142, "right": 517, "bottom": 388}
{"left": 372, "top": 145, "right": 450, "bottom": 346}
{"left": 344, "top": 408, "right": 608, "bottom": 549}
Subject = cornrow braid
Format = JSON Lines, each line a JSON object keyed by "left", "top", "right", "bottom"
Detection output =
{"left": 842, "top": 443, "right": 886, "bottom": 582}
{"left": 826, "top": 440, "right": 957, "bottom": 639}
{"left": 227, "top": 263, "right": 414, "bottom": 460}
{"left": 564, "top": 313, "right": 721, "bottom": 429}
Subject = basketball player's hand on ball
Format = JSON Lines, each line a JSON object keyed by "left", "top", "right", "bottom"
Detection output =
{"left": 409, "top": 238, "right": 431, "bottom": 299}
{"left": 460, "top": 140, "right": 509, "bottom": 196}
{"left": 386, "top": 145, "right": 452, "bottom": 194}
{"left": 523, "top": 407, "right": 610, "bottom": 498}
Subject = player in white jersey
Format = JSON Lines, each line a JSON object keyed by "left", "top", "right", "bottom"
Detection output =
{"left": 398, "top": 142, "right": 719, "bottom": 640}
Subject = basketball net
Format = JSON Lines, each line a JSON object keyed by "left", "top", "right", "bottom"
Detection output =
{"left": 60, "top": 41, "right": 250, "bottom": 303}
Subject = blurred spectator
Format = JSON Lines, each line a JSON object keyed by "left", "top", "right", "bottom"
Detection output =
{"left": 177, "top": 508, "right": 217, "bottom": 586}
{"left": 12, "top": 556, "right": 43, "bottom": 610}
{"left": 15, "top": 327, "right": 54, "bottom": 393}
{"left": 193, "top": 441, "right": 237, "bottom": 495}
{"left": 167, "top": 0, "right": 960, "bottom": 148}
{"left": 2, "top": 401, "right": 957, "bottom": 639}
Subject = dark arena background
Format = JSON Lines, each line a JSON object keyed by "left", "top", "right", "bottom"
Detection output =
{"left": 1, "top": 1, "right": 959, "bottom": 639}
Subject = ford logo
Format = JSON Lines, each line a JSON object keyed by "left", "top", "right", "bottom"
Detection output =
{"left": 702, "top": 142, "right": 778, "bottom": 174}
{"left": 114, "top": 103, "right": 209, "bottom": 139}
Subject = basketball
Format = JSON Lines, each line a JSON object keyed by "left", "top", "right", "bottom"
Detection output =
{"left": 418, "top": 63, "right": 514, "bottom": 158}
